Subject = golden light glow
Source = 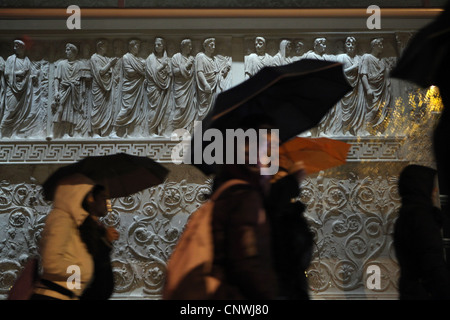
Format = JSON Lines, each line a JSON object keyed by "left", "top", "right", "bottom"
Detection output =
{"left": 426, "top": 85, "right": 444, "bottom": 113}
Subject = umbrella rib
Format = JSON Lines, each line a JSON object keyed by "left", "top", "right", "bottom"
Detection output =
{"left": 211, "top": 62, "right": 343, "bottom": 122}
{"left": 429, "top": 26, "right": 450, "bottom": 39}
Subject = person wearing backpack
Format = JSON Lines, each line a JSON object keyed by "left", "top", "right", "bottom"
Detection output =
{"left": 164, "top": 114, "right": 279, "bottom": 300}
{"left": 208, "top": 161, "right": 279, "bottom": 299}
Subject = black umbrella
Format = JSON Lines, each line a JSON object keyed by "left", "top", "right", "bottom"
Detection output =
{"left": 187, "top": 59, "right": 352, "bottom": 174}
{"left": 42, "top": 153, "right": 169, "bottom": 201}
{"left": 390, "top": 2, "right": 450, "bottom": 197}
{"left": 390, "top": 2, "right": 450, "bottom": 89}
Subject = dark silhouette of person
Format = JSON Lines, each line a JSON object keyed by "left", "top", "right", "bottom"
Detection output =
{"left": 266, "top": 155, "right": 314, "bottom": 300}
{"left": 393, "top": 164, "right": 450, "bottom": 299}
{"left": 79, "top": 184, "right": 119, "bottom": 300}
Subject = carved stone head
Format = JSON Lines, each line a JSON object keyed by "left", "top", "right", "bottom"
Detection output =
{"left": 154, "top": 37, "right": 165, "bottom": 55}
{"left": 294, "top": 40, "right": 305, "bottom": 55}
{"left": 65, "top": 43, "right": 78, "bottom": 60}
{"left": 313, "top": 37, "right": 327, "bottom": 54}
{"left": 96, "top": 39, "right": 109, "bottom": 56}
{"left": 255, "top": 37, "right": 266, "bottom": 55}
{"left": 370, "top": 38, "right": 384, "bottom": 55}
{"left": 180, "top": 39, "right": 192, "bottom": 55}
{"left": 128, "top": 39, "right": 141, "bottom": 56}
{"left": 345, "top": 36, "right": 357, "bottom": 56}
{"left": 13, "top": 39, "right": 26, "bottom": 57}
{"left": 203, "top": 38, "right": 215, "bottom": 55}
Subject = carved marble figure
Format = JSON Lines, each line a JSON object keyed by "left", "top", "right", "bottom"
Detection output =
{"left": 76, "top": 43, "right": 93, "bottom": 137}
{"left": 171, "top": 39, "right": 197, "bottom": 133}
{"left": 305, "top": 38, "right": 335, "bottom": 136}
{"left": 360, "top": 38, "right": 392, "bottom": 135}
{"left": 52, "top": 43, "right": 84, "bottom": 138}
{"left": 304, "top": 37, "right": 334, "bottom": 61}
{"left": 195, "top": 38, "right": 231, "bottom": 120}
{"left": 244, "top": 37, "right": 273, "bottom": 79}
{"left": 0, "top": 40, "right": 34, "bottom": 138}
{"left": 0, "top": 54, "right": 5, "bottom": 126}
{"left": 291, "top": 40, "right": 306, "bottom": 62}
{"left": 90, "top": 39, "right": 118, "bottom": 137}
{"left": 114, "top": 39, "right": 147, "bottom": 137}
{"left": 146, "top": 37, "right": 174, "bottom": 137}
{"left": 29, "top": 42, "right": 49, "bottom": 138}
{"left": 336, "top": 36, "right": 367, "bottom": 136}
{"left": 272, "top": 39, "right": 292, "bottom": 66}
{"left": 110, "top": 39, "right": 125, "bottom": 138}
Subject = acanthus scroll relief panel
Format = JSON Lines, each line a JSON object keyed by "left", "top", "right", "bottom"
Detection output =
{"left": 0, "top": 168, "right": 402, "bottom": 299}
{"left": 0, "top": 30, "right": 444, "bottom": 300}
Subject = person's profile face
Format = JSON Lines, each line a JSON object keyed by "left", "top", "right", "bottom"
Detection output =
{"left": 92, "top": 189, "right": 109, "bottom": 217}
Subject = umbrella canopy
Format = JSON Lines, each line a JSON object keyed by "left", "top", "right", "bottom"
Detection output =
{"left": 188, "top": 59, "right": 352, "bottom": 174}
{"left": 390, "top": 2, "right": 450, "bottom": 88}
{"left": 206, "top": 59, "right": 352, "bottom": 141}
{"left": 42, "top": 153, "right": 169, "bottom": 201}
{"left": 279, "top": 137, "right": 351, "bottom": 175}
{"left": 390, "top": 1, "right": 450, "bottom": 198}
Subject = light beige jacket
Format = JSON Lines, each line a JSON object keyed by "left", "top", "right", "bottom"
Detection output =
{"left": 34, "top": 174, "right": 94, "bottom": 300}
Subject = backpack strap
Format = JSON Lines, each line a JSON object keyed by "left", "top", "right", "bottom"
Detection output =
{"left": 210, "top": 179, "right": 249, "bottom": 202}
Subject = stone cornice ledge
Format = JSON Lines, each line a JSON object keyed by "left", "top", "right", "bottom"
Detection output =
{"left": 0, "top": 8, "right": 442, "bottom": 19}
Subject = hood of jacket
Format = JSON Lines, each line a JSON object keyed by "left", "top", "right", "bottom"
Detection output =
{"left": 398, "top": 164, "right": 437, "bottom": 205}
{"left": 52, "top": 173, "right": 95, "bottom": 226}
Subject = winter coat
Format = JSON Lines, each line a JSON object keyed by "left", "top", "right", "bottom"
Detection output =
{"left": 33, "top": 174, "right": 94, "bottom": 300}
{"left": 267, "top": 174, "right": 314, "bottom": 300}
{"left": 393, "top": 164, "right": 450, "bottom": 299}
{"left": 209, "top": 164, "right": 278, "bottom": 299}
{"left": 79, "top": 216, "right": 115, "bottom": 300}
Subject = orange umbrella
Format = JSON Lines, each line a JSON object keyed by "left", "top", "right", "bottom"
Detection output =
{"left": 279, "top": 137, "right": 351, "bottom": 175}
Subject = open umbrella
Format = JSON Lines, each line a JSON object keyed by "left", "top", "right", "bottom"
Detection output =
{"left": 42, "top": 153, "right": 169, "bottom": 201}
{"left": 390, "top": 2, "right": 450, "bottom": 89}
{"left": 279, "top": 137, "right": 351, "bottom": 175}
{"left": 390, "top": 1, "right": 450, "bottom": 197}
{"left": 188, "top": 59, "right": 352, "bottom": 174}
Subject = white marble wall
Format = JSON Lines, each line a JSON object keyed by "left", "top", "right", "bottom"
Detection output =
{"left": 0, "top": 10, "right": 443, "bottom": 299}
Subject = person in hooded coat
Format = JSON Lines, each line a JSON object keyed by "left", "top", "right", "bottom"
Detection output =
{"left": 393, "top": 164, "right": 450, "bottom": 300}
{"left": 31, "top": 174, "right": 95, "bottom": 300}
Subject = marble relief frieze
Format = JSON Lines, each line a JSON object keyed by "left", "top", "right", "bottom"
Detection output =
{"left": 0, "top": 33, "right": 439, "bottom": 166}
{"left": 0, "top": 30, "right": 443, "bottom": 300}
{"left": 0, "top": 36, "right": 232, "bottom": 140}
{"left": 0, "top": 32, "right": 432, "bottom": 142}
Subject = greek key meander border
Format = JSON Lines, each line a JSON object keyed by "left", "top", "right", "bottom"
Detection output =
{"left": 0, "top": 136, "right": 407, "bottom": 164}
